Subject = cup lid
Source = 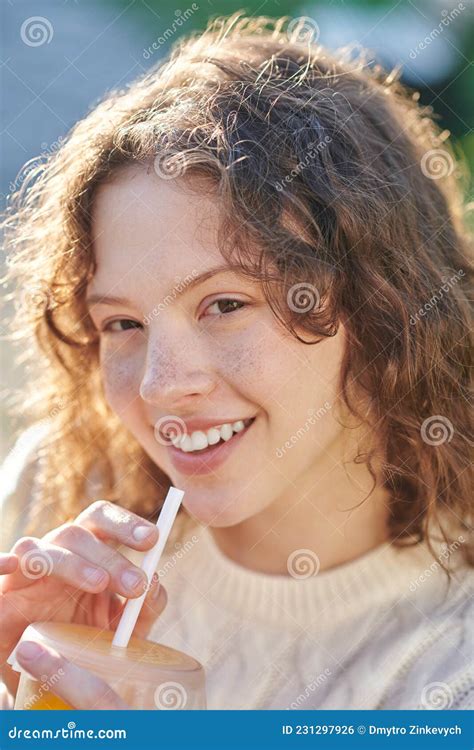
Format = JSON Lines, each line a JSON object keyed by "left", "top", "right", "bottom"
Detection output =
{"left": 8, "top": 622, "right": 204, "bottom": 685}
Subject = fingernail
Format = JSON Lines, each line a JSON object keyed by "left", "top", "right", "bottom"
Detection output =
{"left": 17, "top": 641, "right": 43, "bottom": 661}
{"left": 149, "top": 573, "right": 161, "bottom": 600}
{"left": 121, "top": 569, "right": 145, "bottom": 592}
{"left": 133, "top": 525, "right": 156, "bottom": 542}
{"left": 83, "top": 566, "right": 107, "bottom": 585}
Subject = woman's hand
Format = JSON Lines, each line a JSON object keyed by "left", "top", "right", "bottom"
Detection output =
{"left": 0, "top": 501, "right": 167, "bottom": 695}
{"left": 0, "top": 553, "right": 18, "bottom": 575}
{"left": 16, "top": 639, "right": 129, "bottom": 709}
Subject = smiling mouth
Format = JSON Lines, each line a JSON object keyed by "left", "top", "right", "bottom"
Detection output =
{"left": 168, "top": 417, "right": 256, "bottom": 454}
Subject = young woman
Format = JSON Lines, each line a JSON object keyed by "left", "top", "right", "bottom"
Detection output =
{"left": 1, "top": 14, "right": 472, "bottom": 710}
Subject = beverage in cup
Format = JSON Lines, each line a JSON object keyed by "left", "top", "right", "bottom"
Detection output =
{"left": 11, "top": 621, "right": 206, "bottom": 710}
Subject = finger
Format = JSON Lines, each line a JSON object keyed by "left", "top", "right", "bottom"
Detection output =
{"left": 43, "top": 523, "right": 148, "bottom": 598}
{"left": 142, "top": 573, "right": 167, "bottom": 619}
{"left": 76, "top": 500, "right": 159, "bottom": 550}
{"left": 15, "top": 640, "right": 128, "bottom": 710}
{"left": 107, "top": 592, "right": 125, "bottom": 629}
{"left": 4, "top": 537, "right": 109, "bottom": 594}
{"left": 127, "top": 574, "right": 167, "bottom": 640}
{"left": 0, "top": 553, "right": 18, "bottom": 575}
{"left": 83, "top": 589, "right": 123, "bottom": 630}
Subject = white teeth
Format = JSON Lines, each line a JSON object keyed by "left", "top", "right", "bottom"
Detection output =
{"left": 171, "top": 418, "right": 253, "bottom": 453}
{"left": 220, "top": 423, "right": 233, "bottom": 441}
{"left": 190, "top": 431, "right": 209, "bottom": 451}
{"left": 207, "top": 427, "right": 221, "bottom": 445}
{"left": 177, "top": 435, "right": 193, "bottom": 452}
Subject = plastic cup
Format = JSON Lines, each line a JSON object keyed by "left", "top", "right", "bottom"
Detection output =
{"left": 12, "top": 622, "right": 206, "bottom": 710}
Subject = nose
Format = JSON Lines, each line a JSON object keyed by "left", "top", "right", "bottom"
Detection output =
{"left": 138, "top": 337, "right": 216, "bottom": 408}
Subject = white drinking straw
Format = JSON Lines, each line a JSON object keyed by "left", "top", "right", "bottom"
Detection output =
{"left": 112, "top": 486, "right": 184, "bottom": 648}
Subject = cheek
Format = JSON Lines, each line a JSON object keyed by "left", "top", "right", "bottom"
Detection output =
{"left": 213, "top": 326, "right": 312, "bottom": 430}
{"left": 211, "top": 316, "right": 291, "bottom": 390}
{"left": 215, "top": 324, "right": 303, "bottom": 407}
{"left": 213, "top": 337, "right": 266, "bottom": 383}
{"left": 273, "top": 329, "right": 346, "bottom": 446}
{"left": 100, "top": 348, "right": 141, "bottom": 416}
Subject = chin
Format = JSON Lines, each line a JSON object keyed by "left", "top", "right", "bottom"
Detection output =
{"left": 181, "top": 490, "right": 253, "bottom": 528}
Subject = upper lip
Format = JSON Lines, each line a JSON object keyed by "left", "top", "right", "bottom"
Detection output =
{"left": 158, "top": 416, "right": 255, "bottom": 437}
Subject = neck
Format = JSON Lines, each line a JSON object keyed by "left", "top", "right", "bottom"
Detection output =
{"left": 210, "top": 425, "right": 390, "bottom": 575}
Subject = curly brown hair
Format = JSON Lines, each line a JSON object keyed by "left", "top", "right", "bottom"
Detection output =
{"left": 3, "top": 14, "right": 473, "bottom": 560}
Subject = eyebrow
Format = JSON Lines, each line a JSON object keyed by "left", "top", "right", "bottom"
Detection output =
{"left": 85, "top": 264, "right": 235, "bottom": 307}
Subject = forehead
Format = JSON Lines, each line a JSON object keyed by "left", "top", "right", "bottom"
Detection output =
{"left": 90, "top": 165, "right": 225, "bottom": 282}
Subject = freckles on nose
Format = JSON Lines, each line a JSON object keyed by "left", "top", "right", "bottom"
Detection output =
{"left": 139, "top": 354, "right": 180, "bottom": 400}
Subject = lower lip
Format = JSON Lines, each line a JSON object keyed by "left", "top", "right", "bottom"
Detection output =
{"left": 165, "top": 419, "right": 256, "bottom": 476}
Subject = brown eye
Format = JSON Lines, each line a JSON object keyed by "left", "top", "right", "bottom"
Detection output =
{"left": 103, "top": 319, "right": 142, "bottom": 333}
{"left": 205, "top": 299, "right": 247, "bottom": 316}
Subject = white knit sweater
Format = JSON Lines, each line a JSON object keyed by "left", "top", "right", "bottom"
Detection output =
{"left": 143, "top": 525, "right": 474, "bottom": 710}
{"left": 1, "top": 425, "right": 473, "bottom": 710}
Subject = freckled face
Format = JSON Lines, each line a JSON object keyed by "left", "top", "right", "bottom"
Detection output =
{"left": 87, "top": 165, "right": 346, "bottom": 526}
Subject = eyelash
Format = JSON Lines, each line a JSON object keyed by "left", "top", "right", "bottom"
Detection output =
{"left": 100, "top": 298, "right": 247, "bottom": 333}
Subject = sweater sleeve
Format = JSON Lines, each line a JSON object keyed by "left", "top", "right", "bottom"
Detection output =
{"left": 0, "top": 422, "right": 49, "bottom": 553}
